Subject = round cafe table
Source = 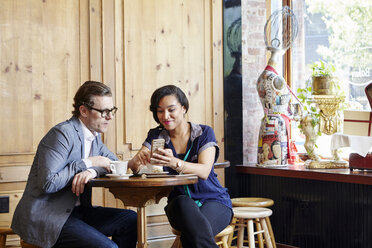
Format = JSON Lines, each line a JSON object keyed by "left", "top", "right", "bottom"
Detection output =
{"left": 89, "top": 174, "right": 198, "bottom": 248}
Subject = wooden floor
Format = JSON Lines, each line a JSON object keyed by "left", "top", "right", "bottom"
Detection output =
{"left": 5, "top": 236, "right": 297, "bottom": 248}
{"left": 4, "top": 239, "right": 176, "bottom": 248}
{"left": 148, "top": 238, "right": 176, "bottom": 248}
{"left": 3, "top": 216, "right": 177, "bottom": 248}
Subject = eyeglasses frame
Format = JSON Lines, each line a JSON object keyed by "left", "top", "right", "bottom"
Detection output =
{"left": 84, "top": 104, "right": 118, "bottom": 118}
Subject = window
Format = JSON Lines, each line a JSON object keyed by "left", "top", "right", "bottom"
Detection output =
{"left": 270, "top": 1, "right": 372, "bottom": 158}
{"left": 290, "top": 0, "right": 372, "bottom": 111}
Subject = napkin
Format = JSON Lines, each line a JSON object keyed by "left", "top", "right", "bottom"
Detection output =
{"left": 331, "top": 133, "right": 372, "bottom": 157}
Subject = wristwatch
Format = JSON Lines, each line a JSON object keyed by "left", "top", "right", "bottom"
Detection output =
{"left": 176, "top": 160, "right": 183, "bottom": 169}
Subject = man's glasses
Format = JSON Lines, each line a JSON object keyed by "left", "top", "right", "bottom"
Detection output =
{"left": 85, "top": 105, "right": 118, "bottom": 118}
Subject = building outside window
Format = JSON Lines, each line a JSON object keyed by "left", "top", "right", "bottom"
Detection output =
{"left": 291, "top": 0, "right": 372, "bottom": 111}
{"left": 271, "top": 0, "right": 372, "bottom": 158}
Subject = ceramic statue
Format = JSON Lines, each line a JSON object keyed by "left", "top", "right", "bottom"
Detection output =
{"left": 257, "top": 49, "right": 292, "bottom": 166}
{"left": 300, "top": 115, "right": 320, "bottom": 161}
{"left": 256, "top": 7, "right": 298, "bottom": 166}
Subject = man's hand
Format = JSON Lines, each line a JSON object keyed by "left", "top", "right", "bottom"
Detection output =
{"left": 72, "top": 170, "right": 94, "bottom": 196}
{"left": 86, "top": 156, "right": 111, "bottom": 171}
{"left": 135, "top": 149, "right": 151, "bottom": 166}
{"left": 129, "top": 149, "right": 151, "bottom": 173}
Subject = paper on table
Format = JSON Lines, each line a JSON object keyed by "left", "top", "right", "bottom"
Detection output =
{"left": 331, "top": 133, "right": 372, "bottom": 157}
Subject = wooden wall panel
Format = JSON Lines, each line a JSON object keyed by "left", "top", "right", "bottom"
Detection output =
{"left": 0, "top": 166, "right": 30, "bottom": 183}
{"left": 0, "top": 0, "right": 88, "bottom": 226}
{"left": 121, "top": 0, "right": 217, "bottom": 150}
{"left": 100, "top": 0, "right": 224, "bottom": 205}
{"left": 89, "top": 0, "right": 103, "bottom": 82}
{"left": 0, "top": 0, "right": 34, "bottom": 154}
{"left": 79, "top": 0, "right": 90, "bottom": 82}
{"left": 0, "top": 0, "right": 82, "bottom": 159}
{"left": 0, "top": 0, "right": 224, "bottom": 214}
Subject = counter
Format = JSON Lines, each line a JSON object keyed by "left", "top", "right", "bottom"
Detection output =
{"left": 236, "top": 163, "right": 372, "bottom": 185}
{"left": 235, "top": 164, "right": 372, "bottom": 248}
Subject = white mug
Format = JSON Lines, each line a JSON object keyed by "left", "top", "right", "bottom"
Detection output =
{"left": 110, "top": 161, "right": 128, "bottom": 175}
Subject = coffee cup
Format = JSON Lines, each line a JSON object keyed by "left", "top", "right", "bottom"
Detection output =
{"left": 110, "top": 161, "right": 128, "bottom": 175}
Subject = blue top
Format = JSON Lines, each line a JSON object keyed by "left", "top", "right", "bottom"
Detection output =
{"left": 143, "top": 122, "right": 232, "bottom": 209}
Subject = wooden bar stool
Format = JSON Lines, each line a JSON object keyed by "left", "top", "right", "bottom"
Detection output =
{"left": 231, "top": 197, "right": 274, "bottom": 208}
{"left": 0, "top": 227, "right": 39, "bottom": 248}
{"left": 172, "top": 225, "right": 234, "bottom": 248}
{"left": 233, "top": 207, "right": 273, "bottom": 248}
{"left": 20, "top": 240, "right": 39, "bottom": 248}
{"left": 230, "top": 198, "right": 276, "bottom": 248}
{"left": 0, "top": 228, "right": 15, "bottom": 248}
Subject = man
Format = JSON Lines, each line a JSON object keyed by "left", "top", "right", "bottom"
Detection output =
{"left": 12, "top": 81, "right": 137, "bottom": 248}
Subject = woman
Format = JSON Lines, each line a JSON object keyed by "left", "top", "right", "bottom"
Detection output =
{"left": 129, "top": 85, "right": 232, "bottom": 247}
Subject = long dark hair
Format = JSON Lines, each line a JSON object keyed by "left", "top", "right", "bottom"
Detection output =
{"left": 149, "top": 85, "right": 189, "bottom": 124}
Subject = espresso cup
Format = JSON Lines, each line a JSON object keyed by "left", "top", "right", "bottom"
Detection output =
{"left": 110, "top": 161, "right": 128, "bottom": 175}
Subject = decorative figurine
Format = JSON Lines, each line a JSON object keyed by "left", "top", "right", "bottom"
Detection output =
{"left": 300, "top": 115, "right": 320, "bottom": 161}
{"left": 256, "top": 6, "right": 298, "bottom": 166}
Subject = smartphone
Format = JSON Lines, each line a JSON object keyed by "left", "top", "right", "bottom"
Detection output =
{"left": 151, "top": 138, "right": 165, "bottom": 156}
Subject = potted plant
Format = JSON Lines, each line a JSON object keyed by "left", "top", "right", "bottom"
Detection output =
{"left": 296, "top": 73, "right": 348, "bottom": 161}
{"left": 310, "top": 60, "right": 336, "bottom": 95}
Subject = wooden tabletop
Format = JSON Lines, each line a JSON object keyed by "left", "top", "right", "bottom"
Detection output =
{"left": 214, "top": 160, "right": 230, "bottom": 169}
{"left": 236, "top": 163, "right": 372, "bottom": 185}
{"left": 89, "top": 174, "right": 198, "bottom": 188}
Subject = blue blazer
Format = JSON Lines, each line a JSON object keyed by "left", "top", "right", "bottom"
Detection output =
{"left": 11, "top": 116, "right": 117, "bottom": 248}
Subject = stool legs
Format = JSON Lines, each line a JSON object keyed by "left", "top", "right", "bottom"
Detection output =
{"left": 172, "top": 236, "right": 182, "bottom": 248}
{"left": 237, "top": 218, "right": 245, "bottom": 247}
{"left": 231, "top": 201, "right": 276, "bottom": 248}
{"left": 260, "top": 218, "right": 273, "bottom": 248}
{"left": 0, "top": 235, "right": 5, "bottom": 248}
{"left": 227, "top": 217, "right": 237, "bottom": 246}
{"left": 247, "top": 219, "right": 255, "bottom": 248}
{"left": 235, "top": 217, "right": 273, "bottom": 248}
{"left": 218, "top": 234, "right": 229, "bottom": 248}
{"left": 255, "top": 219, "right": 264, "bottom": 248}
{"left": 265, "top": 216, "right": 276, "bottom": 248}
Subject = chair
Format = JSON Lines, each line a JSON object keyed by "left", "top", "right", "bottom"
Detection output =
{"left": 0, "top": 228, "right": 15, "bottom": 248}
{"left": 233, "top": 207, "right": 273, "bottom": 248}
{"left": 0, "top": 227, "right": 39, "bottom": 248}
{"left": 172, "top": 225, "right": 234, "bottom": 248}
{"left": 229, "top": 197, "right": 276, "bottom": 248}
{"left": 20, "top": 239, "right": 39, "bottom": 248}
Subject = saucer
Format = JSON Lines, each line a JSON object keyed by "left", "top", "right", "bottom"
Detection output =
{"left": 106, "top": 173, "right": 132, "bottom": 179}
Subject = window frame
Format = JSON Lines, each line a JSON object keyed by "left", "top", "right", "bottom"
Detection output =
{"left": 277, "top": 0, "right": 372, "bottom": 140}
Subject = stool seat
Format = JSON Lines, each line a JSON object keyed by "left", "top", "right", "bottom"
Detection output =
{"left": 229, "top": 197, "right": 277, "bottom": 248}
{"left": 233, "top": 207, "right": 274, "bottom": 248}
{"left": 232, "top": 197, "right": 274, "bottom": 207}
{"left": 233, "top": 207, "right": 272, "bottom": 219}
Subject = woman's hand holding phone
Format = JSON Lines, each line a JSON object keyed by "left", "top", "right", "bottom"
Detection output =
{"left": 150, "top": 147, "right": 177, "bottom": 168}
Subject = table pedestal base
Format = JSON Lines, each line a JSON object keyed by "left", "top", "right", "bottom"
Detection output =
{"left": 109, "top": 186, "right": 173, "bottom": 248}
